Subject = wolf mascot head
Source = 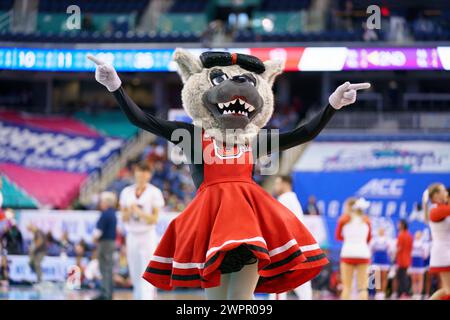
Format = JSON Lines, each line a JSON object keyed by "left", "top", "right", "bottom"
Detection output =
{"left": 173, "top": 49, "right": 284, "bottom": 145}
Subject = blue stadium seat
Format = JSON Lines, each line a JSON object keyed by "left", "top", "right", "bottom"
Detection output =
{"left": 169, "top": 0, "right": 207, "bottom": 13}
{"left": 0, "top": 0, "right": 13, "bottom": 11}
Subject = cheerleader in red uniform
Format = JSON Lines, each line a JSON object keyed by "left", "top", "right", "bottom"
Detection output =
{"left": 88, "top": 51, "right": 370, "bottom": 299}
{"left": 424, "top": 183, "right": 450, "bottom": 300}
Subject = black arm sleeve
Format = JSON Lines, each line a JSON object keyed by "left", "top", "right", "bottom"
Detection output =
{"left": 254, "top": 104, "right": 336, "bottom": 158}
{"left": 113, "top": 87, "right": 194, "bottom": 143}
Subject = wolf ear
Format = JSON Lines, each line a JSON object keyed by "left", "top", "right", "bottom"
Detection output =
{"left": 261, "top": 60, "right": 285, "bottom": 87}
{"left": 173, "top": 48, "right": 203, "bottom": 83}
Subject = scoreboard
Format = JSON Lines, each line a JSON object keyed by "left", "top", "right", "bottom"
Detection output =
{"left": 0, "top": 46, "right": 449, "bottom": 72}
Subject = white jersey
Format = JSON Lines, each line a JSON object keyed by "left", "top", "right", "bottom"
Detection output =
{"left": 370, "top": 235, "right": 389, "bottom": 252}
{"left": 277, "top": 191, "right": 304, "bottom": 222}
{"left": 119, "top": 183, "right": 165, "bottom": 235}
{"left": 412, "top": 239, "right": 429, "bottom": 259}
{"left": 429, "top": 216, "right": 450, "bottom": 268}
{"left": 340, "top": 216, "right": 371, "bottom": 260}
{"left": 0, "top": 191, "right": 3, "bottom": 209}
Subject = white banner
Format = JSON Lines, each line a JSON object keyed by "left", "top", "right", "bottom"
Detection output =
{"left": 17, "top": 209, "right": 100, "bottom": 243}
{"left": 294, "top": 141, "right": 450, "bottom": 173}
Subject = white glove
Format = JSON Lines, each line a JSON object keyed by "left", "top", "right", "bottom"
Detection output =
{"left": 328, "top": 81, "right": 371, "bottom": 110}
{"left": 87, "top": 54, "right": 122, "bottom": 92}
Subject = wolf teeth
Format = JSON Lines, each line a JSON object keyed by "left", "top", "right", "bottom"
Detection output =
{"left": 231, "top": 99, "right": 237, "bottom": 104}
{"left": 224, "top": 101, "right": 230, "bottom": 108}
{"left": 238, "top": 98, "right": 245, "bottom": 105}
{"left": 248, "top": 105, "right": 255, "bottom": 112}
{"left": 218, "top": 103, "right": 224, "bottom": 109}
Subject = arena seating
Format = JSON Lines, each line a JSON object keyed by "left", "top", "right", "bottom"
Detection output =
{"left": 38, "top": 0, "right": 149, "bottom": 13}
{"left": 1, "top": 0, "right": 450, "bottom": 42}
{"left": 168, "top": 0, "right": 208, "bottom": 13}
{"left": 74, "top": 111, "right": 139, "bottom": 139}
{"left": 259, "top": 0, "right": 311, "bottom": 12}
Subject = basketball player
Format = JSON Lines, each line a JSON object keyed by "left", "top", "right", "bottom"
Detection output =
{"left": 270, "top": 175, "right": 313, "bottom": 300}
{"left": 119, "top": 162, "right": 165, "bottom": 300}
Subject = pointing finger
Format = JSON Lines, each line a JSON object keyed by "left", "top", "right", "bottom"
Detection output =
{"left": 348, "top": 82, "right": 371, "bottom": 91}
{"left": 87, "top": 54, "right": 105, "bottom": 66}
{"left": 336, "top": 81, "right": 350, "bottom": 94}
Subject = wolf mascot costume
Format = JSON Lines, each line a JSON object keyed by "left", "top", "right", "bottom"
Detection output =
{"left": 88, "top": 49, "right": 370, "bottom": 300}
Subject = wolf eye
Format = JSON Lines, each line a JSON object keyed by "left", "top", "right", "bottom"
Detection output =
{"left": 244, "top": 74, "right": 257, "bottom": 86}
{"left": 210, "top": 70, "right": 229, "bottom": 86}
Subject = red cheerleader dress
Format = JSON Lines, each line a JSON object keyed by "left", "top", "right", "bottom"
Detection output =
{"left": 142, "top": 132, "right": 329, "bottom": 293}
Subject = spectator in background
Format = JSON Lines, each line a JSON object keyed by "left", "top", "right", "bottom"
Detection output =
{"left": 305, "top": 195, "right": 320, "bottom": 215}
{"left": 144, "top": 141, "right": 165, "bottom": 165}
{"left": 46, "top": 231, "right": 61, "bottom": 256}
{"left": 114, "top": 245, "right": 132, "bottom": 288}
{"left": 362, "top": 21, "right": 379, "bottom": 41}
{"left": 82, "top": 14, "right": 95, "bottom": 32}
{"left": 1, "top": 220, "right": 23, "bottom": 255}
{"left": 93, "top": 191, "right": 118, "bottom": 300}
{"left": 0, "top": 253, "right": 8, "bottom": 290}
{"left": 27, "top": 224, "right": 47, "bottom": 284}
{"left": 395, "top": 219, "right": 413, "bottom": 299}
{"left": 59, "top": 231, "right": 75, "bottom": 257}
{"left": 84, "top": 249, "right": 101, "bottom": 289}
{"left": 342, "top": 0, "right": 355, "bottom": 32}
{"left": 73, "top": 242, "right": 87, "bottom": 285}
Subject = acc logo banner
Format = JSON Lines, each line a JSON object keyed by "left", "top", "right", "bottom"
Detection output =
{"left": 357, "top": 179, "right": 405, "bottom": 198}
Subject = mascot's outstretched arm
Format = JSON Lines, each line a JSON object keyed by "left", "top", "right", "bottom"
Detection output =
{"left": 87, "top": 54, "right": 193, "bottom": 142}
{"left": 260, "top": 81, "right": 370, "bottom": 155}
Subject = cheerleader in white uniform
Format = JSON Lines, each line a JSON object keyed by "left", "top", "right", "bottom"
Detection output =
{"left": 370, "top": 228, "right": 391, "bottom": 299}
{"left": 409, "top": 231, "right": 429, "bottom": 299}
{"left": 424, "top": 183, "right": 450, "bottom": 300}
{"left": 336, "top": 198, "right": 372, "bottom": 300}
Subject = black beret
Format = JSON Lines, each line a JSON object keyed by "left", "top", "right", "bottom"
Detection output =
{"left": 200, "top": 51, "right": 265, "bottom": 74}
